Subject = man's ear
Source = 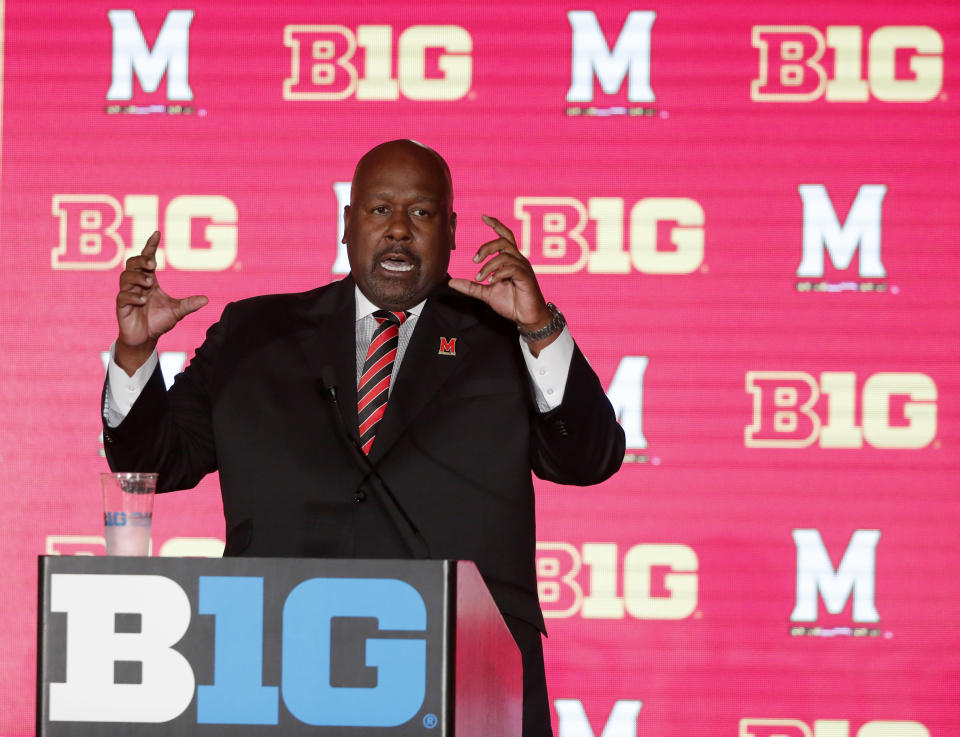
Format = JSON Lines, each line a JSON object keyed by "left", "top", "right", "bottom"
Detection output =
{"left": 449, "top": 211, "right": 457, "bottom": 251}
{"left": 342, "top": 205, "right": 352, "bottom": 244}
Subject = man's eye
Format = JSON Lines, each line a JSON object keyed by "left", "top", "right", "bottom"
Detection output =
{"left": 373, "top": 206, "right": 389, "bottom": 214}
{"left": 412, "top": 208, "right": 430, "bottom": 217}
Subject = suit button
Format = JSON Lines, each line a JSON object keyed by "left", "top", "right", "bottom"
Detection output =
{"left": 353, "top": 490, "right": 366, "bottom": 503}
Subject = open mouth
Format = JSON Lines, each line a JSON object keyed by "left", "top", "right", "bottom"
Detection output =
{"left": 379, "top": 253, "right": 415, "bottom": 273}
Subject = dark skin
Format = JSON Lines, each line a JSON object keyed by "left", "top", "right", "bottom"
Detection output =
{"left": 114, "top": 230, "right": 207, "bottom": 375}
{"left": 114, "top": 140, "right": 558, "bottom": 375}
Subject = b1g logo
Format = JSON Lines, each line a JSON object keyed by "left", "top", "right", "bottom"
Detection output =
{"left": 790, "top": 529, "right": 880, "bottom": 635}
{"left": 283, "top": 24, "right": 472, "bottom": 101}
{"left": 536, "top": 542, "right": 698, "bottom": 620}
{"left": 49, "top": 574, "right": 426, "bottom": 726}
{"left": 51, "top": 194, "right": 238, "bottom": 271}
{"left": 796, "top": 184, "right": 888, "bottom": 292}
{"left": 106, "top": 9, "right": 196, "bottom": 114}
{"left": 566, "top": 10, "right": 658, "bottom": 116}
{"left": 515, "top": 196, "right": 704, "bottom": 275}
{"left": 751, "top": 25, "right": 943, "bottom": 102}
{"left": 740, "top": 718, "right": 930, "bottom": 737}
{"left": 745, "top": 371, "right": 937, "bottom": 449}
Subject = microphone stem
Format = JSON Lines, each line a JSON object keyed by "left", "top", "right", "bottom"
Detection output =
{"left": 321, "top": 375, "right": 432, "bottom": 559}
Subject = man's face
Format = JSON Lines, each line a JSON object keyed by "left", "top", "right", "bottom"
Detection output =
{"left": 343, "top": 143, "right": 456, "bottom": 311}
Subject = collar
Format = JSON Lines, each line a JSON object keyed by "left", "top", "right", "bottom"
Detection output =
{"left": 354, "top": 285, "right": 426, "bottom": 322}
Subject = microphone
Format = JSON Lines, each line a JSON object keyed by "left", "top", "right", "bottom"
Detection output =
{"left": 320, "top": 367, "right": 432, "bottom": 559}
{"left": 319, "top": 366, "right": 338, "bottom": 400}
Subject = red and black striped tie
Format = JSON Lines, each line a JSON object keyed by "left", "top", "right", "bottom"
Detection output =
{"left": 357, "top": 310, "right": 408, "bottom": 454}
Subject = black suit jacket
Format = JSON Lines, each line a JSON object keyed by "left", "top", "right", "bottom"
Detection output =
{"left": 104, "top": 276, "right": 625, "bottom": 631}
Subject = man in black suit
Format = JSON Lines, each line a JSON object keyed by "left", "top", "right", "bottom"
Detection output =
{"left": 104, "top": 140, "right": 624, "bottom": 736}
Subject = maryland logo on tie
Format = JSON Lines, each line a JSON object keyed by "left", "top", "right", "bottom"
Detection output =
{"left": 438, "top": 337, "right": 457, "bottom": 356}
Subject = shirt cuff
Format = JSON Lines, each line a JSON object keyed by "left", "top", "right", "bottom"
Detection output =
{"left": 520, "top": 326, "right": 574, "bottom": 412}
{"left": 103, "top": 342, "right": 158, "bottom": 428}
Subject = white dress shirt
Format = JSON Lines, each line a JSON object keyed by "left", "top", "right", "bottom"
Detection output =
{"left": 104, "top": 287, "right": 574, "bottom": 427}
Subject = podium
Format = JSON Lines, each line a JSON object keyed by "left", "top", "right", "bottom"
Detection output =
{"left": 37, "top": 556, "right": 522, "bottom": 736}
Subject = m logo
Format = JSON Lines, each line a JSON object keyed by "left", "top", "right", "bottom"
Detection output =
{"left": 797, "top": 184, "right": 887, "bottom": 282}
{"left": 790, "top": 529, "right": 880, "bottom": 623}
{"left": 438, "top": 337, "right": 457, "bottom": 356}
{"left": 106, "top": 10, "right": 194, "bottom": 101}
{"left": 566, "top": 10, "right": 656, "bottom": 115}
{"left": 605, "top": 356, "right": 648, "bottom": 451}
{"left": 554, "top": 699, "right": 643, "bottom": 737}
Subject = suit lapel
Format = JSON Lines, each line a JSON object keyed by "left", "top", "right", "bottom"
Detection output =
{"left": 296, "top": 277, "right": 360, "bottom": 441}
{"left": 368, "top": 284, "right": 480, "bottom": 463}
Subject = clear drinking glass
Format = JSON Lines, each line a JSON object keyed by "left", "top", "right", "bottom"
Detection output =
{"left": 100, "top": 472, "right": 157, "bottom": 556}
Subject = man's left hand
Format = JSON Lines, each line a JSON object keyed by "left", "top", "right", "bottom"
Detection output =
{"left": 449, "top": 215, "right": 559, "bottom": 354}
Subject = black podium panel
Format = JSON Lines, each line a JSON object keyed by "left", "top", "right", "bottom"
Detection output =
{"left": 37, "top": 556, "right": 521, "bottom": 737}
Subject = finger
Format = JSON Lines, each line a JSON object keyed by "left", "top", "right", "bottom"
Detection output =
{"left": 119, "top": 270, "right": 153, "bottom": 289}
{"left": 117, "top": 291, "right": 148, "bottom": 307}
{"left": 123, "top": 231, "right": 161, "bottom": 272}
{"left": 124, "top": 255, "right": 156, "bottom": 273}
{"left": 473, "top": 236, "right": 521, "bottom": 264}
{"left": 481, "top": 214, "right": 517, "bottom": 246}
{"left": 485, "top": 261, "right": 529, "bottom": 284}
{"left": 475, "top": 252, "right": 522, "bottom": 282}
{"left": 173, "top": 295, "right": 209, "bottom": 319}
{"left": 448, "top": 278, "right": 489, "bottom": 302}
{"left": 141, "top": 230, "right": 161, "bottom": 260}
{"left": 119, "top": 284, "right": 148, "bottom": 298}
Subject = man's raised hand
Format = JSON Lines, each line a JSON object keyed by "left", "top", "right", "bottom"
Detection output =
{"left": 115, "top": 231, "right": 208, "bottom": 375}
{"left": 449, "top": 215, "right": 558, "bottom": 354}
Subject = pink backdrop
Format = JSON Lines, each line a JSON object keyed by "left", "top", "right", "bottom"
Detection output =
{"left": 2, "top": 1, "right": 958, "bottom": 735}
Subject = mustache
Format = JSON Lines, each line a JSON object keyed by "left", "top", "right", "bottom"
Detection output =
{"left": 374, "top": 246, "right": 420, "bottom": 267}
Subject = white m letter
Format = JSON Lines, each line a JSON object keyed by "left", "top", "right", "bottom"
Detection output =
{"left": 107, "top": 10, "right": 195, "bottom": 100}
{"left": 791, "top": 529, "right": 880, "bottom": 622}
{"left": 797, "top": 184, "right": 887, "bottom": 278}
{"left": 567, "top": 11, "right": 655, "bottom": 103}
{"left": 555, "top": 699, "right": 643, "bottom": 737}
{"left": 606, "top": 356, "right": 648, "bottom": 449}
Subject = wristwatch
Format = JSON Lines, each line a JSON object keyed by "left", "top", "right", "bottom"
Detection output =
{"left": 518, "top": 302, "right": 566, "bottom": 343}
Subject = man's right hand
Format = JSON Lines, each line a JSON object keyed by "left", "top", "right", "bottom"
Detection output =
{"left": 115, "top": 231, "right": 208, "bottom": 375}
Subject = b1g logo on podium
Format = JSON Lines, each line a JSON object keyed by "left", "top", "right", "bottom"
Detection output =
{"left": 751, "top": 25, "right": 943, "bottom": 102}
{"left": 46, "top": 572, "right": 428, "bottom": 729}
{"left": 50, "top": 194, "right": 238, "bottom": 271}
{"left": 283, "top": 23, "right": 472, "bottom": 101}
{"left": 745, "top": 371, "right": 937, "bottom": 450}
{"left": 740, "top": 718, "right": 930, "bottom": 737}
